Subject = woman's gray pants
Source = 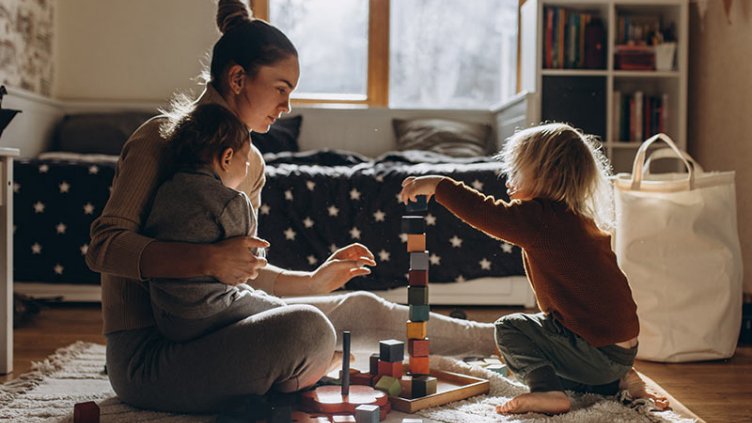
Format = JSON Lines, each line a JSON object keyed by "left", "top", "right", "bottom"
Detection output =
{"left": 106, "top": 291, "right": 496, "bottom": 413}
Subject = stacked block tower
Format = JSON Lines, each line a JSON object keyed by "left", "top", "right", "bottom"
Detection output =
{"left": 401, "top": 195, "right": 437, "bottom": 397}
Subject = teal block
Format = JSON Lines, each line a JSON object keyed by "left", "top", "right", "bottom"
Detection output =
{"left": 409, "top": 305, "right": 430, "bottom": 322}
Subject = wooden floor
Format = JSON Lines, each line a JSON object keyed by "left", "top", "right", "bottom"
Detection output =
{"left": 2, "top": 304, "right": 751, "bottom": 422}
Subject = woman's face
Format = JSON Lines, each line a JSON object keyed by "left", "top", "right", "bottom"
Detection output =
{"left": 235, "top": 55, "right": 300, "bottom": 133}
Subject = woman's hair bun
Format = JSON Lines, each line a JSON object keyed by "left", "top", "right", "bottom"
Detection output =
{"left": 216, "top": 0, "right": 253, "bottom": 34}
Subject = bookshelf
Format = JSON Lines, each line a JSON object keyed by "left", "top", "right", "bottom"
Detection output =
{"left": 520, "top": 0, "right": 688, "bottom": 173}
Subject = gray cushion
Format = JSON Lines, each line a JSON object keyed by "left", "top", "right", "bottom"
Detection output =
{"left": 52, "top": 112, "right": 155, "bottom": 155}
{"left": 392, "top": 118, "right": 493, "bottom": 157}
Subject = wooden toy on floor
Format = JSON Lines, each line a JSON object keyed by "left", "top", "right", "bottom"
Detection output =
{"left": 73, "top": 401, "right": 100, "bottom": 423}
{"left": 300, "top": 331, "right": 391, "bottom": 420}
{"left": 355, "top": 404, "right": 380, "bottom": 423}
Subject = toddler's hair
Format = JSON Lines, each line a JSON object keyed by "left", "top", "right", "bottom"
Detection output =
{"left": 498, "top": 123, "right": 614, "bottom": 231}
{"left": 165, "top": 103, "right": 249, "bottom": 169}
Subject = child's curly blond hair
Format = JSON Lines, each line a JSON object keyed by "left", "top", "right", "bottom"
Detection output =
{"left": 497, "top": 123, "right": 614, "bottom": 231}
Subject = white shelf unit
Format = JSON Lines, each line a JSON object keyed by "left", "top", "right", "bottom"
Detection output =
{"left": 520, "top": 0, "right": 688, "bottom": 173}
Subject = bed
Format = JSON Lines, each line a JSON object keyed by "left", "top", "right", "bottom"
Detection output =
{"left": 13, "top": 94, "right": 537, "bottom": 307}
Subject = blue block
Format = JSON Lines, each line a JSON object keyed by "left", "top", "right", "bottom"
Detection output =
{"left": 409, "top": 305, "right": 430, "bottom": 322}
{"left": 406, "top": 195, "right": 428, "bottom": 212}
{"left": 401, "top": 216, "right": 426, "bottom": 234}
{"left": 379, "top": 339, "right": 405, "bottom": 362}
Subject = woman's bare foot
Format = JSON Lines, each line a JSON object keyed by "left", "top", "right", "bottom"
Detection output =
{"left": 496, "top": 391, "right": 571, "bottom": 415}
{"left": 619, "top": 368, "right": 670, "bottom": 410}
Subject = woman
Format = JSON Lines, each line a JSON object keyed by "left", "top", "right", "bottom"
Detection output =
{"left": 86, "top": 0, "right": 496, "bottom": 413}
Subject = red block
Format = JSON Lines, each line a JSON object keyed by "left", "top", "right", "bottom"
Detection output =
{"left": 408, "top": 270, "right": 428, "bottom": 286}
{"left": 73, "top": 401, "right": 100, "bottom": 423}
{"left": 377, "top": 359, "right": 403, "bottom": 378}
{"left": 409, "top": 356, "right": 430, "bottom": 375}
{"left": 408, "top": 338, "right": 430, "bottom": 357}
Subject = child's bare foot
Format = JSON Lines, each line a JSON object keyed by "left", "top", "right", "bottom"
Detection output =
{"left": 619, "top": 368, "right": 670, "bottom": 410}
{"left": 496, "top": 391, "right": 571, "bottom": 415}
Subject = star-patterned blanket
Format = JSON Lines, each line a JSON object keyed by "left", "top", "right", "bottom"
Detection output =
{"left": 14, "top": 150, "right": 524, "bottom": 290}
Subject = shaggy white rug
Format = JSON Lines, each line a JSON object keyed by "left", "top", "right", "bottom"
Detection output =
{"left": 0, "top": 342, "right": 696, "bottom": 423}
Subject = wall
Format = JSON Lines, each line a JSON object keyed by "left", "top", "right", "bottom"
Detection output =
{"left": 688, "top": 0, "right": 752, "bottom": 294}
{"left": 0, "top": 0, "right": 55, "bottom": 96}
{"left": 54, "top": 0, "right": 217, "bottom": 102}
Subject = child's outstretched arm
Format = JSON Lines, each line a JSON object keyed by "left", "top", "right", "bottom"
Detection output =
{"left": 400, "top": 175, "right": 445, "bottom": 204}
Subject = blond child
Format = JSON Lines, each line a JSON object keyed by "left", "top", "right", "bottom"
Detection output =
{"left": 399, "top": 123, "right": 668, "bottom": 414}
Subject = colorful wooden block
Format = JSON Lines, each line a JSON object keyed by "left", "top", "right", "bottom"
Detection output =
{"left": 486, "top": 364, "right": 509, "bottom": 376}
{"left": 406, "top": 321, "right": 427, "bottom": 339}
{"left": 332, "top": 415, "right": 357, "bottom": 423}
{"left": 409, "top": 252, "right": 429, "bottom": 270}
{"left": 73, "top": 401, "right": 100, "bottom": 423}
{"left": 379, "top": 339, "right": 404, "bottom": 362}
{"left": 408, "top": 286, "right": 429, "bottom": 306}
{"left": 369, "top": 353, "right": 380, "bottom": 375}
{"left": 374, "top": 375, "right": 402, "bottom": 396}
{"left": 355, "top": 404, "right": 380, "bottom": 423}
{"left": 406, "top": 234, "right": 426, "bottom": 252}
{"left": 412, "top": 375, "right": 438, "bottom": 397}
{"left": 408, "top": 338, "right": 430, "bottom": 357}
{"left": 377, "top": 359, "right": 403, "bottom": 378}
{"left": 409, "top": 304, "right": 430, "bottom": 322}
{"left": 409, "top": 356, "right": 430, "bottom": 375}
{"left": 408, "top": 269, "right": 428, "bottom": 286}
{"left": 406, "top": 195, "right": 428, "bottom": 212}
{"left": 401, "top": 216, "right": 426, "bottom": 234}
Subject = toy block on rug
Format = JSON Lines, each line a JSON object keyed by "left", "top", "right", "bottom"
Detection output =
{"left": 73, "top": 401, "right": 100, "bottom": 423}
{"left": 355, "top": 404, "right": 380, "bottom": 423}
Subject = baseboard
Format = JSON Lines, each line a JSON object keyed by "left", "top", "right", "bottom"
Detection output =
{"left": 15, "top": 276, "right": 536, "bottom": 307}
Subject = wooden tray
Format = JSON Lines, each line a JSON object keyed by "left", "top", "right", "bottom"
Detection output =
{"left": 389, "top": 369, "right": 489, "bottom": 413}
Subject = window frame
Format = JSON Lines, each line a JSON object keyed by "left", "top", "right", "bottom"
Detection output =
{"left": 251, "top": 0, "right": 389, "bottom": 107}
{"left": 251, "top": 0, "right": 521, "bottom": 108}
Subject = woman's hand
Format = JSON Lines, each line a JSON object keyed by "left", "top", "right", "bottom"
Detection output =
{"left": 309, "top": 243, "right": 377, "bottom": 294}
{"left": 399, "top": 176, "right": 445, "bottom": 205}
{"left": 206, "top": 236, "right": 270, "bottom": 285}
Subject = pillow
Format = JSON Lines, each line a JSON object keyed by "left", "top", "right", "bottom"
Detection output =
{"left": 52, "top": 112, "right": 154, "bottom": 155}
{"left": 251, "top": 115, "right": 302, "bottom": 154}
{"left": 392, "top": 118, "right": 493, "bottom": 157}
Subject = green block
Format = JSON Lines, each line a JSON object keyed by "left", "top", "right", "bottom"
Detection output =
{"left": 374, "top": 376, "right": 401, "bottom": 397}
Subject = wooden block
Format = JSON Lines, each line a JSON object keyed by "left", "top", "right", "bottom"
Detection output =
{"left": 407, "top": 234, "right": 426, "bottom": 252}
{"left": 379, "top": 339, "right": 404, "bottom": 362}
{"left": 412, "top": 376, "right": 438, "bottom": 397}
{"left": 73, "top": 401, "right": 100, "bottom": 423}
{"left": 406, "top": 195, "right": 428, "bottom": 212}
{"left": 409, "top": 305, "right": 430, "bottom": 322}
{"left": 408, "top": 338, "right": 430, "bottom": 357}
{"left": 355, "top": 404, "right": 380, "bottom": 423}
{"left": 374, "top": 375, "right": 402, "bottom": 397}
{"left": 406, "top": 321, "right": 427, "bottom": 339}
{"left": 409, "top": 356, "right": 430, "bottom": 375}
{"left": 351, "top": 371, "right": 377, "bottom": 386}
{"left": 407, "top": 286, "right": 429, "bottom": 306}
{"left": 486, "top": 364, "right": 509, "bottom": 376}
{"left": 332, "top": 415, "right": 357, "bottom": 422}
{"left": 401, "top": 216, "right": 426, "bottom": 234}
{"left": 369, "top": 353, "right": 380, "bottom": 375}
{"left": 377, "top": 359, "right": 403, "bottom": 378}
{"left": 398, "top": 375, "right": 414, "bottom": 398}
{"left": 408, "top": 269, "right": 428, "bottom": 286}
{"left": 409, "top": 252, "right": 429, "bottom": 270}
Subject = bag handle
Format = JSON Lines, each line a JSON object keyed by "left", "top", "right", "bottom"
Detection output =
{"left": 631, "top": 133, "right": 695, "bottom": 190}
{"left": 643, "top": 147, "right": 704, "bottom": 176}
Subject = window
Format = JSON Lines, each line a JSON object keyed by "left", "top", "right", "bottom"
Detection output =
{"left": 252, "top": 0, "right": 518, "bottom": 109}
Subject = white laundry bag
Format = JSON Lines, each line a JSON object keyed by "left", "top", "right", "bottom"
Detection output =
{"left": 612, "top": 134, "right": 743, "bottom": 362}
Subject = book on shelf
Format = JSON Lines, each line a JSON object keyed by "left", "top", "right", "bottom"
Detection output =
{"left": 543, "top": 6, "right": 603, "bottom": 69}
{"left": 616, "top": 92, "right": 668, "bottom": 142}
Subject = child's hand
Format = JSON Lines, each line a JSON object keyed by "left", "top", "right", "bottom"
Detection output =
{"left": 399, "top": 176, "right": 445, "bottom": 205}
